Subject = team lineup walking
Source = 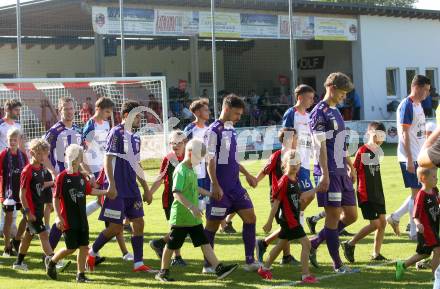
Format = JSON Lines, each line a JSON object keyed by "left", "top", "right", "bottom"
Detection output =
{"left": 0, "top": 72, "right": 439, "bottom": 286}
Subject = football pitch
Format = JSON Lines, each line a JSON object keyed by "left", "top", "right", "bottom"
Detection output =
{"left": 0, "top": 144, "right": 435, "bottom": 289}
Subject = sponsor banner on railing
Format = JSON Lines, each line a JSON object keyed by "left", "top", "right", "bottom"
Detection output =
{"left": 154, "top": 10, "right": 199, "bottom": 36}
{"left": 314, "top": 17, "right": 358, "bottom": 41}
{"left": 279, "top": 15, "right": 315, "bottom": 40}
{"left": 199, "top": 11, "right": 241, "bottom": 38}
{"left": 92, "top": 6, "right": 358, "bottom": 41}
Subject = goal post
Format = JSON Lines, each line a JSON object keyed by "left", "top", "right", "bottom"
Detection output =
{"left": 0, "top": 77, "right": 169, "bottom": 160}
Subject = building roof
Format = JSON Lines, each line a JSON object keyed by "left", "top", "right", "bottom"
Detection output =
{"left": 0, "top": 0, "right": 439, "bottom": 38}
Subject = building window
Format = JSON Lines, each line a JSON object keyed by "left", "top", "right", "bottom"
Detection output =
{"left": 426, "top": 68, "right": 438, "bottom": 90}
{"left": 47, "top": 73, "right": 61, "bottom": 78}
{"left": 386, "top": 68, "right": 399, "bottom": 98}
{"left": 0, "top": 74, "right": 15, "bottom": 79}
{"left": 406, "top": 68, "right": 418, "bottom": 95}
{"left": 75, "top": 73, "right": 96, "bottom": 78}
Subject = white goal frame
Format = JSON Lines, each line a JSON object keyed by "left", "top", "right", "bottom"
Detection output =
{"left": 0, "top": 76, "right": 169, "bottom": 157}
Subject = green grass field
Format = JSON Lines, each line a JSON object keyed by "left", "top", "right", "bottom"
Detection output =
{"left": 0, "top": 144, "right": 435, "bottom": 289}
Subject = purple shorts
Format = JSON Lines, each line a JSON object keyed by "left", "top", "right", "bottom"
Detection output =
{"left": 206, "top": 191, "right": 253, "bottom": 220}
{"left": 99, "top": 195, "right": 144, "bottom": 224}
{"left": 316, "top": 174, "right": 356, "bottom": 208}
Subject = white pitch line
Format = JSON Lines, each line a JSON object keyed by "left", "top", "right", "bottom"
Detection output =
{"left": 265, "top": 271, "right": 360, "bottom": 289}
{"left": 264, "top": 260, "right": 397, "bottom": 289}
{"left": 365, "top": 259, "right": 397, "bottom": 268}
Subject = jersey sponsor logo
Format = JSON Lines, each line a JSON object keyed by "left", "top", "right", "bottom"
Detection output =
{"left": 68, "top": 188, "right": 85, "bottom": 203}
{"left": 103, "top": 208, "right": 122, "bottom": 219}
{"left": 368, "top": 164, "right": 380, "bottom": 177}
{"left": 35, "top": 183, "right": 43, "bottom": 197}
{"left": 328, "top": 192, "right": 342, "bottom": 202}
{"left": 210, "top": 206, "right": 226, "bottom": 217}
{"left": 133, "top": 200, "right": 143, "bottom": 210}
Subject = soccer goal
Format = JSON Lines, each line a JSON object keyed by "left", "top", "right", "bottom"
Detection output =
{"left": 0, "top": 77, "right": 169, "bottom": 159}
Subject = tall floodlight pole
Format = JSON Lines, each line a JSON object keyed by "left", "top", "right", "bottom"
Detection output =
{"left": 288, "top": 0, "right": 297, "bottom": 104}
{"left": 16, "top": 0, "right": 22, "bottom": 79}
{"left": 211, "top": 0, "right": 218, "bottom": 118}
{"left": 119, "top": 0, "right": 126, "bottom": 77}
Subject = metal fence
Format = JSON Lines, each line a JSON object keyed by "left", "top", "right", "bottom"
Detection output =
{"left": 0, "top": 0, "right": 417, "bottom": 129}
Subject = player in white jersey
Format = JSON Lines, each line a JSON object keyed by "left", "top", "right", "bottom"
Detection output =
{"left": 83, "top": 97, "right": 113, "bottom": 213}
{"left": 281, "top": 85, "right": 315, "bottom": 204}
{"left": 183, "top": 98, "right": 211, "bottom": 210}
{"left": 387, "top": 75, "right": 431, "bottom": 239}
{"left": 0, "top": 99, "right": 23, "bottom": 247}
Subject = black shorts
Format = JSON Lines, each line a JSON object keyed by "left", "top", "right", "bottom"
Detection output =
{"left": 163, "top": 207, "right": 171, "bottom": 221}
{"left": 2, "top": 203, "right": 22, "bottom": 212}
{"left": 359, "top": 202, "right": 386, "bottom": 220}
{"left": 27, "top": 217, "right": 46, "bottom": 235}
{"left": 167, "top": 224, "right": 209, "bottom": 250}
{"left": 278, "top": 223, "right": 306, "bottom": 241}
{"left": 416, "top": 233, "right": 440, "bottom": 255}
{"left": 63, "top": 228, "right": 89, "bottom": 250}
{"left": 41, "top": 189, "right": 53, "bottom": 204}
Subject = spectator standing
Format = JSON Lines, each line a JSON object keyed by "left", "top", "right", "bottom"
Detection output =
{"left": 80, "top": 103, "right": 92, "bottom": 124}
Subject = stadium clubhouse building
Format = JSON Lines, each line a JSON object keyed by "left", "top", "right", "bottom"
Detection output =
{"left": 0, "top": 0, "right": 440, "bottom": 121}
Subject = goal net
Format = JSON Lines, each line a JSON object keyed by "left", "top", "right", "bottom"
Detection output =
{"left": 0, "top": 77, "right": 169, "bottom": 160}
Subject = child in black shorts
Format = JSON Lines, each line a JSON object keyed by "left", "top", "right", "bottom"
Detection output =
{"left": 258, "top": 150, "right": 317, "bottom": 284}
{"left": 255, "top": 127, "right": 298, "bottom": 264}
{"left": 41, "top": 168, "right": 54, "bottom": 231}
{"left": 13, "top": 139, "right": 54, "bottom": 271}
{"left": 46, "top": 144, "right": 107, "bottom": 282}
{"left": 342, "top": 122, "right": 388, "bottom": 263}
{"left": 0, "top": 128, "right": 28, "bottom": 256}
{"left": 149, "top": 130, "right": 187, "bottom": 265}
{"left": 396, "top": 167, "right": 440, "bottom": 281}
{"left": 155, "top": 139, "right": 238, "bottom": 282}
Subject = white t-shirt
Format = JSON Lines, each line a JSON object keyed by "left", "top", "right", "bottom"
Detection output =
{"left": 282, "top": 107, "right": 313, "bottom": 170}
{"left": 184, "top": 123, "right": 208, "bottom": 179}
{"left": 397, "top": 97, "right": 426, "bottom": 162}
{"left": 82, "top": 118, "right": 111, "bottom": 174}
{"left": 0, "top": 118, "right": 21, "bottom": 151}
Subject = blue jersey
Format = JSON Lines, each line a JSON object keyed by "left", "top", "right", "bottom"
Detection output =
{"left": 310, "top": 101, "right": 347, "bottom": 176}
{"left": 45, "top": 121, "right": 82, "bottom": 173}
{"left": 205, "top": 120, "right": 245, "bottom": 195}
{"left": 105, "top": 124, "right": 141, "bottom": 198}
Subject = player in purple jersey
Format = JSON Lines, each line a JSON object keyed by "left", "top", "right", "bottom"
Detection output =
{"left": 308, "top": 73, "right": 359, "bottom": 273}
{"left": 44, "top": 97, "right": 83, "bottom": 176}
{"left": 43, "top": 97, "right": 90, "bottom": 266}
{"left": 204, "top": 94, "right": 259, "bottom": 273}
{"left": 87, "top": 100, "right": 154, "bottom": 273}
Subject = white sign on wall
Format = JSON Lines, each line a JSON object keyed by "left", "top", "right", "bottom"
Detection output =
{"left": 92, "top": 6, "right": 358, "bottom": 41}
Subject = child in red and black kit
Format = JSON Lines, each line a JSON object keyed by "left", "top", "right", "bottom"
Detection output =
{"left": 46, "top": 144, "right": 107, "bottom": 282}
{"left": 148, "top": 130, "right": 187, "bottom": 266}
{"left": 255, "top": 127, "right": 298, "bottom": 264}
{"left": 395, "top": 167, "right": 440, "bottom": 281}
{"left": 0, "top": 128, "right": 28, "bottom": 256}
{"left": 341, "top": 121, "right": 388, "bottom": 263}
{"left": 258, "top": 150, "right": 317, "bottom": 284}
{"left": 13, "top": 139, "right": 54, "bottom": 271}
